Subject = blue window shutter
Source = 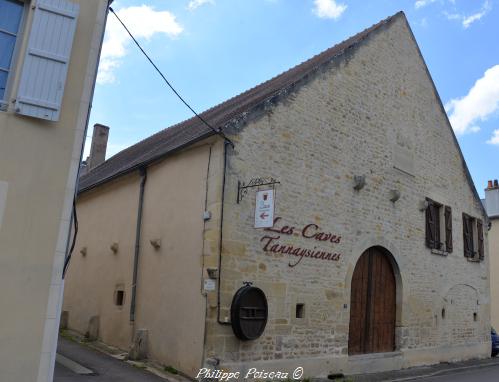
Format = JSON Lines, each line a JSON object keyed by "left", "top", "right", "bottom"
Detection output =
{"left": 15, "top": 0, "right": 79, "bottom": 121}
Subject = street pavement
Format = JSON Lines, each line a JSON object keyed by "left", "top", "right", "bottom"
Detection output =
{"left": 56, "top": 336, "right": 499, "bottom": 382}
{"left": 55, "top": 337, "right": 166, "bottom": 381}
{"left": 407, "top": 363, "right": 499, "bottom": 381}
{"left": 347, "top": 356, "right": 499, "bottom": 382}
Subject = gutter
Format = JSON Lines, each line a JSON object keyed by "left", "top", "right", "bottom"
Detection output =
{"left": 130, "top": 167, "right": 147, "bottom": 323}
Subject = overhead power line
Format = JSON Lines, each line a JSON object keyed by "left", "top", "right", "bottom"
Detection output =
{"left": 109, "top": 7, "right": 234, "bottom": 147}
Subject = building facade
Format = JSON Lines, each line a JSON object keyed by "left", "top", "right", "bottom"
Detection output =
{"left": 62, "top": 12, "right": 490, "bottom": 379}
{"left": 485, "top": 180, "right": 499, "bottom": 329}
{"left": 0, "top": 0, "right": 109, "bottom": 381}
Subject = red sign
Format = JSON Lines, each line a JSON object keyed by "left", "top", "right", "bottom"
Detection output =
{"left": 260, "top": 217, "right": 342, "bottom": 267}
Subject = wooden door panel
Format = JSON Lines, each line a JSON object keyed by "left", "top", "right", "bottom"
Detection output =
{"left": 348, "top": 252, "right": 369, "bottom": 355}
{"left": 348, "top": 248, "right": 396, "bottom": 355}
{"left": 371, "top": 251, "right": 396, "bottom": 353}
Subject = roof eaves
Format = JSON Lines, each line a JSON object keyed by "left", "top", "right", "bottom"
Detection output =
{"left": 78, "top": 129, "right": 216, "bottom": 194}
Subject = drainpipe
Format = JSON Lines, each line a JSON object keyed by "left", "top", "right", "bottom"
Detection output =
{"left": 130, "top": 167, "right": 147, "bottom": 323}
{"left": 217, "top": 140, "right": 232, "bottom": 325}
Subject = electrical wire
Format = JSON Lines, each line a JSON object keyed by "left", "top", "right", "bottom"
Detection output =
{"left": 64, "top": 7, "right": 233, "bottom": 278}
{"left": 62, "top": 199, "right": 78, "bottom": 279}
{"left": 109, "top": 7, "right": 234, "bottom": 147}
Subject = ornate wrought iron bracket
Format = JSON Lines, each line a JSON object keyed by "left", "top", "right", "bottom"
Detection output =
{"left": 237, "top": 177, "right": 280, "bottom": 203}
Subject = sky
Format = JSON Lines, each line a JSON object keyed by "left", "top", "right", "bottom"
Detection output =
{"left": 86, "top": 0, "right": 499, "bottom": 197}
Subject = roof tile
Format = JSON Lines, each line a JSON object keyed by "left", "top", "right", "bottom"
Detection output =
{"left": 79, "top": 11, "right": 403, "bottom": 193}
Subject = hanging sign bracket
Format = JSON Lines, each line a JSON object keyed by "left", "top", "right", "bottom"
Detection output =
{"left": 237, "top": 177, "right": 280, "bottom": 203}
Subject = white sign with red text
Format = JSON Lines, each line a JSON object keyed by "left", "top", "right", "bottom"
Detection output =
{"left": 254, "top": 189, "right": 275, "bottom": 228}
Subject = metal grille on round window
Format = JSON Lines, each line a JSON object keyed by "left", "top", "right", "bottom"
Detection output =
{"left": 230, "top": 284, "right": 268, "bottom": 341}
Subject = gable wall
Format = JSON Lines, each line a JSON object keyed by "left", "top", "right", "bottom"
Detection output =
{"left": 204, "top": 15, "right": 489, "bottom": 377}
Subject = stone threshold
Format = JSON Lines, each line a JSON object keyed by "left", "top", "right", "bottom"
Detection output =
{"left": 348, "top": 351, "right": 403, "bottom": 361}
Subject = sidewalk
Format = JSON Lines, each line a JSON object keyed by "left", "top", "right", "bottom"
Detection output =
{"left": 332, "top": 356, "right": 499, "bottom": 381}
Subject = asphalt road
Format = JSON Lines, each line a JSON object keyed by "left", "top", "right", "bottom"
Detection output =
{"left": 56, "top": 336, "right": 499, "bottom": 382}
{"left": 415, "top": 363, "right": 499, "bottom": 381}
{"left": 54, "top": 338, "right": 165, "bottom": 381}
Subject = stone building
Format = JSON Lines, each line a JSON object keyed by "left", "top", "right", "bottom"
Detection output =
{"left": 62, "top": 12, "right": 490, "bottom": 378}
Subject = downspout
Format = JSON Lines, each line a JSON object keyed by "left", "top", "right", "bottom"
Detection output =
{"left": 200, "top": 144, "right": 212, "bottom": 370}
{"left": 130, "top": 167, "right": 147, "bottom": 323}
{"left": 217, "top": 140, "right": 232, "bottom": 325}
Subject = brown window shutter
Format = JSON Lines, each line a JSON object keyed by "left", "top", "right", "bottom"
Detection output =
{"left": 434, "top": 204, "right": 440, "bottom": 249}
{"left": 463, "top": 214, "right": 471, "bottom": 258}
{"left": 463, "top": 214, "right": 473, "bottom": 257}
{"left": 477, "top": 219, "right": 484, "bottom": 260}
{"left": 445, "top": 206, "right": 453, "bottom": 253}
{"left": 426, "top": 202, "right": 435, "bottom": 248}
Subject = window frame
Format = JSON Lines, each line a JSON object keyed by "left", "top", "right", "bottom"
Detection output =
{"left": 0, "top": 0, "right": 28, "bottom": 111}
{"left": 462, "top": 213, "right": 484, "bottom": 262}
{"left": 425, "top": 198, "right": 453, "bottom": 254}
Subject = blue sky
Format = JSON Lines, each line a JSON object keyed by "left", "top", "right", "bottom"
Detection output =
{"left": 86, "top": 0, "right": 499, "bottom": 197}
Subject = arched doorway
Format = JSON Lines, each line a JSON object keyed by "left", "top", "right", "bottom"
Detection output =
{"left": 348, "top": 247, "right": 396, "bottom": 355}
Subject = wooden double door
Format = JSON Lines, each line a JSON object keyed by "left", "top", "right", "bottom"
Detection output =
{"left": 348, "top": 247, "right": 396, "bottom": 355}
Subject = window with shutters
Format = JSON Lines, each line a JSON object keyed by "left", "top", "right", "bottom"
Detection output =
{"left": 15, "top": 0, "right": 79, "bottom": 121}
{"left": 0, "top": 0, "right": 25, "bottom": 109}
{"left": 462, "top": 213, "right": 485, "bottom": 262}
{"left": 425, "top": 199, "right": 453, "bottom": 254}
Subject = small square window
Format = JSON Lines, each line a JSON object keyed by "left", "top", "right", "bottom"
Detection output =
{"left": 295, "top": 303, "right": 304, "bottom": 319}
{"left": 115, "top": 290, "right": 125, "bottom": 306}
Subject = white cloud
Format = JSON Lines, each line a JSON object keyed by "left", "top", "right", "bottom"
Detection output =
{"left": 97, "top": 5, "right": 183, "bottom": 85}
{"left": 313, "top": 0, "right": 347, "bottom": 20}
{"left": 187, "top": 0, "right": 214, "bottom": 11}
{"left": 417, "top": 17, "right": 429, "bottom": 27}
{"left": 462, "top": 2, "right": 491, "bottom": 28}
{"left": 487, "top": 130, "right": 499, "bottom": 145}
{"left": 445, "top": 65, "right": 499, "bottom": 135}
{"left": 415, "top": 0, "right": 437, "bottom": 10}
{"left": 444, "top": 0, "right": 492, "bottom": 28}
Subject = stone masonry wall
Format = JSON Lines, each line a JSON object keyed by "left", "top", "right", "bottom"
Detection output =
{"left": 203, "top": 14, "right": 490, "bottom": 377}
{"left": 489, "top": 219, "right": 499, "bottom": 328}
